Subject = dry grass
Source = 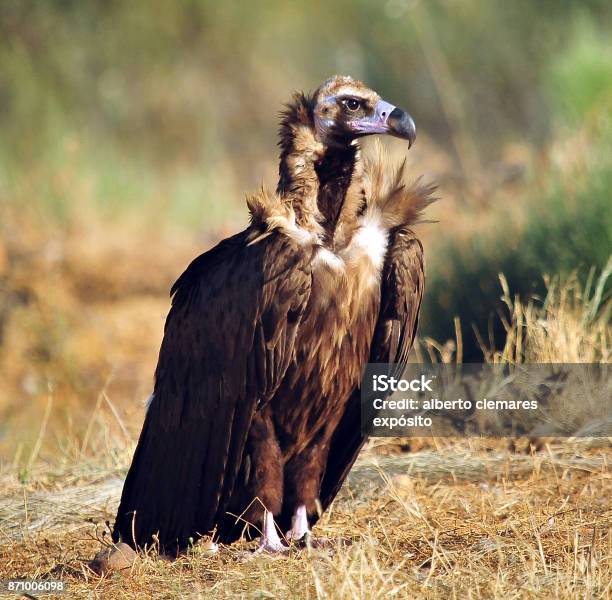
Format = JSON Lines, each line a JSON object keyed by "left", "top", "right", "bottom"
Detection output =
{"left": 0, "top": 437, "right": 610, "bottom": 599}
{"left": 491, "top": 261, "right": 611, "bottom": 364}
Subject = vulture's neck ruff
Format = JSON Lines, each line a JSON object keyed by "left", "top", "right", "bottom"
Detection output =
{"left": 274, "top": 76, "right": 417, "bottom": 246}
{"left": 277, "top": 93, "right": 360, "bottom": 242}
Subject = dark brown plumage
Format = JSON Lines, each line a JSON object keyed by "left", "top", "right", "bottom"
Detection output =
{"left": 113, "top": 75, "right": 435, "bottom": 555}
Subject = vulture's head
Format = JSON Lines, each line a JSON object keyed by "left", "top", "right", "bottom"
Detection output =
{"left": 312, "top": 75, "right": 416, "bottom": 148}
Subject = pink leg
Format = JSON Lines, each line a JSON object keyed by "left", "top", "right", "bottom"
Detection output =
{"left": 286, "top": 504, "right": 310, "bottom": 542}
{"left": 255, "top": 510, "right": 288, "bottom": 554}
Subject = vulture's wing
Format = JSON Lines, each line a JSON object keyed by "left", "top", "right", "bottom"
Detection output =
{"left": 318, "top": 228, "right": 424, "bottom": 514}
{"left": 113, "top": 230, "right": 312, "bottom": 552}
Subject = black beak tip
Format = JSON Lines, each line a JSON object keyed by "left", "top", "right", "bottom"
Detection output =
{"left": 388, "top": 107, "right": 416, "bottom": 147}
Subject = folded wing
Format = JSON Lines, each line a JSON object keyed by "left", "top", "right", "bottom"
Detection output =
{"left": 113, "top": 230, "right": 312, "bottom": 553}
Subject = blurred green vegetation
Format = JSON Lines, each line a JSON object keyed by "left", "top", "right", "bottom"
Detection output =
{"left": 423, "top": 155, "right": 612, "bottom": 357}
{"left": 422, "top": 18, "right": 612, "bottom": 357}
{"left": 0, "top": 0, "right": 610, "bottom": 359}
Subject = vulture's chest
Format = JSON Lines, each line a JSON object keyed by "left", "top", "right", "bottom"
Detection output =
{"left": 308, "top": 215, "right": 389, "bottom": 329}
{"left": 272, "top": 219, "right": 389, "bottom": 446}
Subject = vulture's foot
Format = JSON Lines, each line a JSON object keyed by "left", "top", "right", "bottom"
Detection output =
{"left": 254, "top": 510, "right": 289, "bottom": 555}
{"left": 254, "top": 539, "right": 289, "bottom": 555}
{"left": 297, "top": 535, "right": 355, "bottom": 557}
{"left": 289, "top": 533, "right": 337, "bottom": 550}
{"left": 286, "top": 504, "right": 310, "bottom": 544}
{"left": 285, "top": 505, "right": 345, "bottom": 551}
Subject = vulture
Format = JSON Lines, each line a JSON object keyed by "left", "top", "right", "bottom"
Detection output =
{"left": 113, "top": 75, "right": 434, "bottom": 554}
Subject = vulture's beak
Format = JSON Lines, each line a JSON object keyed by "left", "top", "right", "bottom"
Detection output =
{"left": 386, "top": 105, "right": 417, "bottom": 147}
{"left": 353, "top": 99, "right": 417, "bottom": 148}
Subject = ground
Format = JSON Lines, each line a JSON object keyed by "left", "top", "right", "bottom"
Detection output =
{"left": 1, "top": 439, "right": 610, "bottom": 599}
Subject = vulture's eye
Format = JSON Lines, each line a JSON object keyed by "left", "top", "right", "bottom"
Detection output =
{"left": 343, "top": 98, "right": 361, "bottom": 112}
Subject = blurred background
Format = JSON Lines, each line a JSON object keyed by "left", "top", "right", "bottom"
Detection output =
{"left": 0, "top": 0, "right": 610, "bottom": 460}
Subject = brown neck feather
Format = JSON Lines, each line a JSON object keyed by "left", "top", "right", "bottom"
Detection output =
{"left": 314, "top": 144, "right": 358, "bottom": 241}
{"left": 277, "top": 94, "right": 359, "bottom": 243}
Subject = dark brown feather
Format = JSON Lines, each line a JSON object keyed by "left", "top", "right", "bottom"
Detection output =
{"left": 113, "top": 231, "right": 313, "bottom": 553}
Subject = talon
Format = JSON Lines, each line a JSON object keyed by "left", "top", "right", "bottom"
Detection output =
{"left": 254, "top": 540, "right": 289, "bottom": 555}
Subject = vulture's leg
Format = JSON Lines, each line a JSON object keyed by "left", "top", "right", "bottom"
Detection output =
{"left": 255, "top": 510, "right": 288, "bottom": 554}
{"left": 224, "top": 410, "right": 286, "bottom": 543}
{"left": 284, "top": 433, "right": 331, "bottom": 545}
{"left": 286, "top": 504, "right": 310, "bottom": 542}
{"left": 234, "top": 410, "right": 288, "bottom": 553}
